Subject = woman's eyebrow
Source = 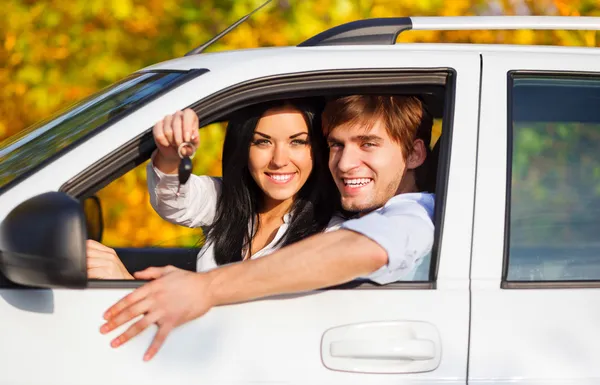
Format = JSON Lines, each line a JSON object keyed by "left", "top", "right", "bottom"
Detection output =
{"left": 254, "top": 131, "right": 271, "bottom": 139}
{"left": 289, "top": 132, "right": 309, "bottom": 139}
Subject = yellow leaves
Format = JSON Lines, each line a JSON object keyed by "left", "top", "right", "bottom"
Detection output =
{"left": 111, "top": 0, "right": 134, "bottom": 20}
{"left": 4, "top": 34, "right": 16, "bottom": 51}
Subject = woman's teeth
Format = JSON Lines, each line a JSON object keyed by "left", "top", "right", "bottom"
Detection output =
{"left": 268, "top": 173, "right": 294, "bottom": 182}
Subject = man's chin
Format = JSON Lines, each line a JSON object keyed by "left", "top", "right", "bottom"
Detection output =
{"left": 341, "top": 198, "right": 378, "bottom": 215}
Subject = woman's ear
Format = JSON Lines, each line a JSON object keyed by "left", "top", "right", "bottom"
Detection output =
{"left": 406, "top": 139, "right": 427, "bottom": 170}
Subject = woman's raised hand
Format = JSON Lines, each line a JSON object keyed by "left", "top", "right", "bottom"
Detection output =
{"left": 152, "top": 109, "right": 200, "bottom": 172}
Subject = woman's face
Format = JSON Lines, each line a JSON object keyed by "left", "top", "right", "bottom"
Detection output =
{"left": 248, "top": 106, "right": 314, "bottom": 207}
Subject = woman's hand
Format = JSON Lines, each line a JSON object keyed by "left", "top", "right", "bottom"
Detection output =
{"left": 86, "top": 240, "right": 134, "bottom": 280}
{"left": 100, "top": 266, "right": 214, "bottom": 361}
{"left": 152, "top": 109, "right": 200, "bottom": 173}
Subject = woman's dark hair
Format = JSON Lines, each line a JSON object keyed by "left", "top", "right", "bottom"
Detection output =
{"left": 206, "top": 99, "right": 339, "bottom": 266}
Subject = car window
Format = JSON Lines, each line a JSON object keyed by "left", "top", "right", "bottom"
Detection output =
{"left": 0, "top": 70, "right": 205, "bottom": 193}
{"left": 506, "top": 74, "right": 600, "bottom": 281}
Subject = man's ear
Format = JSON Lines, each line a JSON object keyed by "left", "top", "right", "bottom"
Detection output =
{"left": 406, "top": 139, "right": 427, "bottom": 170}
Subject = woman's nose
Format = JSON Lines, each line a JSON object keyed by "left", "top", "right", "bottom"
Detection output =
{"left": 270, "top": 144, "right": 290, "bottom": 168}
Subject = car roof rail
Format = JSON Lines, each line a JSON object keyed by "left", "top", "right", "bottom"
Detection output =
{"left": 298, "top": 16, "right": 600, "bottom": 47}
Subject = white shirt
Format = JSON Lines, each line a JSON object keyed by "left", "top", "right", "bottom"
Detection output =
{"left": 146, "top": 161, "right": 434, "bottom": 284}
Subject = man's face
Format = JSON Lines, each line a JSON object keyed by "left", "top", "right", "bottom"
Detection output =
{"left": 327, "top": 119, "right": 409, "bottom": 214}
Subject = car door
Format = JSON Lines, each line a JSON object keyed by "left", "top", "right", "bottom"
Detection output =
{"left": 470, "top": 49, "right": 600, "bottom": 384}
{"left": 0, "top": 49, "right": 480, "bottom": 385}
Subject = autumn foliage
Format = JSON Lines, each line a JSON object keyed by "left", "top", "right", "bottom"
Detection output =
{"left": 1, "top": 0, "right": 599, "bottom": 247}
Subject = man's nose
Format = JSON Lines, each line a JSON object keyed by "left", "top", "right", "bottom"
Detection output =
{"left": 270, "top": 144, "right": 290, "bottom": 168}
{"left": 335, "top": 146, "right": 360, "bottom": 173}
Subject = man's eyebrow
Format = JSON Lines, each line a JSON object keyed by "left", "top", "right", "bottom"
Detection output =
{"left": 355, "top": 135, "right": 384, "bottom": 142}
{"left": 254, "top": 131, "right": 271, "bottom": 139}
{"left": 290, "top": 132, "right": 309, "bottom": 139}
{"left": 327, "top": 134, "right": 384, "bottom": 143}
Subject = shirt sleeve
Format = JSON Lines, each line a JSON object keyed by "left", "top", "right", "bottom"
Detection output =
{"left": 146, "top": 151, "right": 222, "bottom": 228}
{"left": 340, "top": 197, "right": 434, "bottom": 284}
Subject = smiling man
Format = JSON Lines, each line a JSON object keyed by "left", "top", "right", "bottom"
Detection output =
{"left": 100, "top": 95, "right": 436, "bottom": 361}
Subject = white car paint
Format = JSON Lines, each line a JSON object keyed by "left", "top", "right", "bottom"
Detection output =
{"left": 470, "top": 51, "right": 600, "bottom": 385}
{"left": 0, "top": 48, "right": 481, "bottom": 384}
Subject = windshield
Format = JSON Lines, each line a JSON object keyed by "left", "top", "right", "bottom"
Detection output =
{"left": 0, "top": 69, "right": 205, "bottom": 192}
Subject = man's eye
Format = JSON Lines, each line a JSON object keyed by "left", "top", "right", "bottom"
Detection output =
{"left": 328, "top": 142, "right": 342, "bottom": 149}
{"left": 362, "top": 142, "right": 376, "bottom": 148}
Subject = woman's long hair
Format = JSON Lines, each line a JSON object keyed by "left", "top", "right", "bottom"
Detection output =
{"left": 205, "top": 99, "right": 338, "bottom": 266}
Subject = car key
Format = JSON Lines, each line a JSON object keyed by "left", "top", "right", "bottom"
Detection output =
{"left": 176, "top": 142, "right": 196, "bottom": 196}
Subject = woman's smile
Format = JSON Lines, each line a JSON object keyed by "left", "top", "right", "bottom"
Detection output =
{"left": 265, "top": 172, "right": 297, "bottom": 184}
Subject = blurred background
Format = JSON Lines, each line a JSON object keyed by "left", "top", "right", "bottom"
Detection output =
{"left": 1, "top": 0, "right": 599, "bottom": 248}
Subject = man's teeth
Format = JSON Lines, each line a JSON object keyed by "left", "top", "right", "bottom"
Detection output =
{"left": 344, "top": 178, "right": 371, "bottom": 186}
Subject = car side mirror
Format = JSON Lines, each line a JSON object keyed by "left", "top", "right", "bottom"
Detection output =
{"left": 0, "top": 192, "right": 87, "bottom": 288}
{"left": 82, "top": 195, "right": 103, "bottom": 242}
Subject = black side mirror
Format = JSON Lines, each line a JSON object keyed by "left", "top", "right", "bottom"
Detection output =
{"left": 0, "top": 192, "right": 87, "bottom": 288}
{"left": 82, "top": 195, "right": 103, "bottom": 242}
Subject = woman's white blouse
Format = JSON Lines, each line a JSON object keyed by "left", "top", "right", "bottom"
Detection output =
{"left": 146, "top": 160, "right": 344, "bottom": 272}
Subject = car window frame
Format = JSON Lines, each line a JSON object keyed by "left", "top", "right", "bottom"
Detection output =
{"left": 58, "top": 68, "right": 457, "bottom": 290}
{"left": 502, "top": 70, "right": 600, "bottom": 289}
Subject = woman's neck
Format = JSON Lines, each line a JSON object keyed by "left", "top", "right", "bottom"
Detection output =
{"left": 259, "top": 197, "right": 294, "bottom": 222}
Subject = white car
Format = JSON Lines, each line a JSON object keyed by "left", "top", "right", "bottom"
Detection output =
{"left": 1, "top": 15, "right": 600, "bottom": 385}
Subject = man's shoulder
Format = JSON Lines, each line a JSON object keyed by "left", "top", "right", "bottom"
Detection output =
{"left": 383, "top": 192, "right": 435, "bottom": 220}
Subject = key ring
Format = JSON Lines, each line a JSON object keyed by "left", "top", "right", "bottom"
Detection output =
{"left": 177, "top": 142, "right": 196, "bottom": 159}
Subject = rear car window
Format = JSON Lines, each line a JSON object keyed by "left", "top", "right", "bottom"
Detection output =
{"left": 0, "top": 69, "right": 206, "bottom": 193}
{"left": 506, "top": 74, "right": 600, "bottom": 282}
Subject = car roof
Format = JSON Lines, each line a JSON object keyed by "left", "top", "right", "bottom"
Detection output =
{"left": 141, "top": 43, "right": 600, "bottom": 73}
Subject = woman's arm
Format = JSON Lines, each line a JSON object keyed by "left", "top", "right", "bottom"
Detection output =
{"left": 146, "top": 154, "right": 222, "bottom": 228}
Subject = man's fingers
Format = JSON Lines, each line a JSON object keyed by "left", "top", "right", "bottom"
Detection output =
{"left": 143, "top": 324, "right": 174, "bottom": 362}
{"left": 105, "top": 298, "right": 160, "bottom": 340}
{"left": 103, "top": 283, "right": 154, "bottom": 320}
{"left": 133, "top": 266, "right": 168, "bottom": 280}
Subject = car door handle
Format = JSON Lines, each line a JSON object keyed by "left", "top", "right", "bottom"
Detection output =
{"left": 329, "top": 338, "right": 435, "bottom": 361}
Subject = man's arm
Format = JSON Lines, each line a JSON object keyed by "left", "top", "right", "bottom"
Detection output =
{"left": 205, "top": 229, "right": 387, "bottom": 306}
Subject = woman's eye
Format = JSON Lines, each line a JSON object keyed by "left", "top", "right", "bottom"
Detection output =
{"left": 291, "top": 139, "right": 309, "bottom": 146}
{"left": 252, "top": 139, "right": 271, "bottom": 146}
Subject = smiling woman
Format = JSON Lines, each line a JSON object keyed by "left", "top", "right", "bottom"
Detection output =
{"left": 86, "top": 98, "right": 342, "bottom": 279}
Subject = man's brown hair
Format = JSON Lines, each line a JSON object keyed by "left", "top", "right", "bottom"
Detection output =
{"left": 321, "top": 95, "right": 433, "bottom": 159}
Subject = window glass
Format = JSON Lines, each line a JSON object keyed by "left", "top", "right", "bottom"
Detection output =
{"left": 0, "top": 70, "right": 202, "bottom": 192}
{"left": 508, "top": 75, "right": 600, "bottom": 281}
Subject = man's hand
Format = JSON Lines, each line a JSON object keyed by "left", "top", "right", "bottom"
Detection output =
{"left": 86, "top": 240, "right": 134, "bottom": 280}
{"left": 100, "top": 266, "right": 213, "bottom": 361}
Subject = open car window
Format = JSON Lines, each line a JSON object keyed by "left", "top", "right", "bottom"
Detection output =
{"left": 0, "top": 70, "right": 206, "bottom": 193}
